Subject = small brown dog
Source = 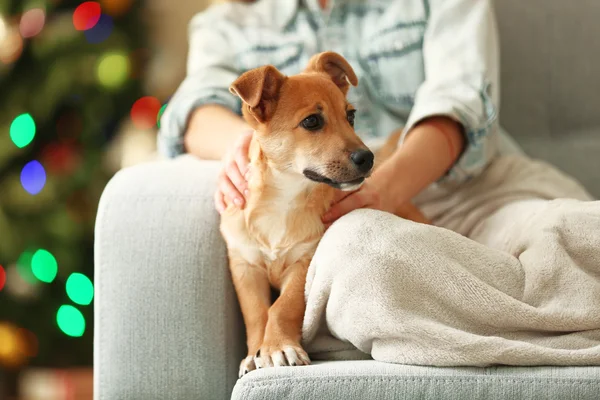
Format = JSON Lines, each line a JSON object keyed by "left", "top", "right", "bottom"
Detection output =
{"left": 220, "top": 51, "right": 429, "bottom": 377}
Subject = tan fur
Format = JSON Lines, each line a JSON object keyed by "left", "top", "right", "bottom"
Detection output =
{"left": 220, "top": 52, "right": 430, "bottom": 376}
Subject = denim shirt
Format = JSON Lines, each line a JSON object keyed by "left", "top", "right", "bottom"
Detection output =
{"left": 159, "top": 0, "right": 501, "bottom": 183}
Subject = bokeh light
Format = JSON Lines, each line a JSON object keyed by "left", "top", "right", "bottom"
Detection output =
{"left": 31, "top": 249, "right": 58, "bottom": 283}
{"left": 0, "top": 323, "right": 28, "bottom": 368}
{"left": 100, "top": 0, "right": 134, "bottom": 17}
{"left": 73, "top": 2, "right": 101, "bottom": 31}
{"left": 96, "top": 52, "right": 130, "bottom": 89}
{"left": 0, "top": 265, "right": 5, "bottom": 292}
{"left": 157, "top": 103, "right": 168, "bottom": 128}
{"left": 56, "top": 305, "right": 85, "bottom": 337}
{"left": 10, "top": 113, "right": 36, "bottom": 148}
{"left": 20, "top": 161, "right": 46, "bottom": 195}
{"left": 84, "top": 14, "right": 113, "bottom": 44}
{"left": 0, "top": 25, "right": 23, "bottom": 64}
{"left": 0, "top": 16, "right": 7, "bottom": 42}
{"left": 66, "top": 273, "right": 94, "bottom": 306}
{"left": 42, "top": 142, "right": 80, "bottom": 175}
{"left": 19, "top": 8, "right": 46, "bottom": 38}
{"left": 131, "top": 96, "right": 161, "bottom": 129}
{"left": 18, "top": 328, "right": 39, "bottom": 358}
{"left": 16, "top": 251, "right": 35, "bottom": 284}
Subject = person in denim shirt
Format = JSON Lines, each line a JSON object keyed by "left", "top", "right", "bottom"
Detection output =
{"left": 158, "top": 0, "right": 597, "bottom": 290}
{"left": 159, "top": 0, "right": 504, "bottom": 218}
{"left": 157, "top": 0, "right": 600, "bottom": 366}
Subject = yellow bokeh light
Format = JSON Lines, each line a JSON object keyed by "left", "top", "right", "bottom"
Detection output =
{"left": 0, "top": 323, "right": 27, "bottom": 368}
{"left": 96, "top": 52, "right": 130, "bottom": 89}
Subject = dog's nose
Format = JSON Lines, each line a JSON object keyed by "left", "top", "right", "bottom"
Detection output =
{"left": 350, "top": 149, "right": 374, "bottom": 173}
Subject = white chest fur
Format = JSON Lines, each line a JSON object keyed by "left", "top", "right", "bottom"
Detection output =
{"left": 220, "top": 170, "right": 326, "bottom": 286}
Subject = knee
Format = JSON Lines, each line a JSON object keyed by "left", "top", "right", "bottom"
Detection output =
{"left": 318, "top": 209, "right": 425, "bottom": 262}
{"left": 532, "top": 199, "right": 600, "bottom": 234}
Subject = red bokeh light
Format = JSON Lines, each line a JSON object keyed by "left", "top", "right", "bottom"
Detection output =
{"left": 131, "top": 96, "right": 161, "bottom": 130}
{"left": 0, "top": 265, "right": 5, "bottom": 291}
{"left": 73, "top": 2, "right": 101, "bottom": 31}
{"left": 41, "top": 143, "right": 80, "bottom": 175}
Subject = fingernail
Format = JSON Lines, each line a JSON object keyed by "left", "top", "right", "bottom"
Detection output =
{"left": 234, "top": 198, "right": 243, "bottom": 206}
{"left": 244, "top": 189, "right": 250, "bottom": 197}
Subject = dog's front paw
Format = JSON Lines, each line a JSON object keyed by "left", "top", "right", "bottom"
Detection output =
{"left": 254, "top": 344, "right": 311, "bottom": 369}
{"left": 239, "top": 355, "right": 257, "bottom": 378}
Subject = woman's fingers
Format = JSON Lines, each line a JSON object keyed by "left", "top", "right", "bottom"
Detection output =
{"left": 322, "top": 191, "right": 368, "bottom": 223}
{"left": 226, "top": 161, "right": 248, "bottom": 198}
{"left": 219, "top": 172, "right": 245, "bottom": 208}
{"left": 214, "top": 190, "right": 226, "bottom": 214}
{"left": 235, "top": 130, "right": 253, "bottom": 175}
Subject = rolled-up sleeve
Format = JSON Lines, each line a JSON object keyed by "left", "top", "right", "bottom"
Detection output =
{"left": 157, "top": 10, "right": 241, "bottom": 158}
{"left": 403, "top": 0, "right": 500, "bottom": 182}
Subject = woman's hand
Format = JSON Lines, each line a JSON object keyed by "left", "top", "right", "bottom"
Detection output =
{"left": 322, "top": 173, "right": 395, "bottom": 225}
{"left": 322, "top": 117, "right": 465, "bottom": 225}
{"left": 215, "top": 130, "right": 254, "bottom": 213}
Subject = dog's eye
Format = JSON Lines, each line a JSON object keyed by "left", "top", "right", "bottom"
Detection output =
{"left": 301, "top": 114, "right": 324, "bottom": 131}
{"left": 347, "top": 110, "right": 356, "bottom": 127}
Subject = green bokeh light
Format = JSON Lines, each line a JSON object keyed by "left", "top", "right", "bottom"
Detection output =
{"left": 10, "top": 113, "right": 36, "bottom": 148}
{"left": 31, "top": 249, "right": 58, "bottom": 283}
{"left": 56, "top": 305, "right": 85, "bottom": 337}
{"left": 96, "top": 52, "right": 130, "bottom": 89}
{"left": 66, "top": 273, "right": 94, "bottom": 306}
{"left": 16, "top": 250, "right": 36, "bottom": 284}
{"left": 157, "top": 103, "right": 167, "bottom": 128}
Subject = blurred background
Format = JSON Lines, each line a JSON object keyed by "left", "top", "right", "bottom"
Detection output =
{"left": 0, "top": 0, "right": 213, "bottom": 398}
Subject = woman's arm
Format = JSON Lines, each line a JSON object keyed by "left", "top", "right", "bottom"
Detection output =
{"left": 158, "top": 8, "right": 245, "bottom": 160}
{"left": 324, "top": 0, "right": 499, "bottom": 222}
{"left": 184, "top": 105, "right": 251, "bottom": 160}
{"left": 372, "top": 117, "right": 465, "bottom": 209}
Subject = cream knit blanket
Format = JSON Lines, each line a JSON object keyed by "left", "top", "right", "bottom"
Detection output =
{"left": 302, "top": 156, "right": 600, "bottom": 366}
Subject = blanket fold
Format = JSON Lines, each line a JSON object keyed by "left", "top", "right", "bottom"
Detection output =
{"left": 302, "top": 156, "right": 600, "bottom": 367}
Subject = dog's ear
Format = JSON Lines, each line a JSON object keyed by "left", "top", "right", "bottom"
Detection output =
{"left": 304, "top": 51, "right": 358, "bottom": 95}
{"left": 230, "top": 65, "right": 286, "bottom": 123}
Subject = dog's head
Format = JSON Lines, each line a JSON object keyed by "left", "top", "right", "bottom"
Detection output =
{"left": 229, "top": 52, "right": 373, "bottom": 191}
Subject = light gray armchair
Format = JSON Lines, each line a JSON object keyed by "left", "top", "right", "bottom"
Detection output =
{"left": 94, "top": 0, "right": 600, "bottom": 399}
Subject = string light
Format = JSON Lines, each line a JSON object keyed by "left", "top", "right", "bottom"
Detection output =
{"left": 31, "top": 249, "right": 58, "bottom": 283}
{"left": 0, "top": 23, "right": 23, "bottom": 64}
{"left": 56, "top": 305, "right": 85, "bottom": 337}
{"left": 100, "top": 0, "right": 134, "bottom": 17}
{"left": 19, "top": 8, "right": 46, "bottom": 38}
{"left": 84, "top": 14, "right": 113, "bottom": 44}
{"left": 157, "top": 103, "right": 168, "bottom": 128}
{"left": 16, "top": 250, "right": 35, "bottom": 284}
{"left": 73, "top": 2, "right": 101, "bottom": 31}
{"left": 0, "top": 15, "right": 7, "bottom": 42}
{"left": 20, "top": 161, "right": 46, "bottom": 195}
{"left": 131, "top": 96, "right": 161, "bottom": 129}
{"left": 65, "top": 273, "right": 94, "bottom": 306}
{"left": 0, "top": 265, "right": 5, "bottom": 292}
{"left": 96, "top": 51, "right": 129, "bottom": 89}
{"left": 10, "top": 113, "right": 36, "bottom": 148}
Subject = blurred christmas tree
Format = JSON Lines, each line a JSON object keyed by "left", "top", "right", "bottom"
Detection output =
{"left": 0, "top": 0, "right": 151, "bottom": 374}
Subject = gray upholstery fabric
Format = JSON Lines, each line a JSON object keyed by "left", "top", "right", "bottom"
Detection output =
{"left": 94, "top": 156, "right": 245, "bottom": 400}
{"left": 495, "top": 0, "right": 600, "bottom": 196}
{"left": 95, "top": 1, "right": 600, "bottom": 399}
{"left": 233, "top": 360, "right": 600, "bottom": 400}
